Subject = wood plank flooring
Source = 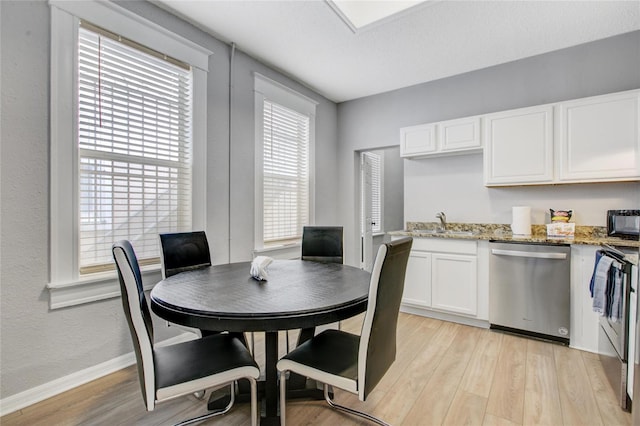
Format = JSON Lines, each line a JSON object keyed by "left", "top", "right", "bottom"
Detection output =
{"left": 2, "top": 313, "right": 631, "bottom": 426}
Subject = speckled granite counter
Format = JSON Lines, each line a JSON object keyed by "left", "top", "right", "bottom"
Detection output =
{"left": 388, "top": 222, "right": 640, "bottom": 249}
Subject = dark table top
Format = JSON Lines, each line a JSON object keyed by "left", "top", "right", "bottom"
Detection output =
{"left": 150, "top": 259, "right": 371, "bottom": 333}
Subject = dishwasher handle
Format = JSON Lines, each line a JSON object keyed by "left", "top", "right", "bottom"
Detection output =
{"left": 491, "top": 248, "right": 568, "bottom": 260}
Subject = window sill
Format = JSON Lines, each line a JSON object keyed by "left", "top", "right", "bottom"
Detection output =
{"left": 254, "top": 243, "right": 301, "bottom": 260}
{"left": 46, "top": 265, "right": 162, "bottom": 310}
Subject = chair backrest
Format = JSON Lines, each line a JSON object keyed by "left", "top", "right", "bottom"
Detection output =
{"left": 301, "top": 226, "right": 344, "bottom": 263}
{"left": 112, "top": 240, "right": 156, "bottom": 411}
{"left": 159, "top": 231, "right": 211, "bottom": 279}
{"left": 357, "top": 237, "right": 413, "bottom": 400}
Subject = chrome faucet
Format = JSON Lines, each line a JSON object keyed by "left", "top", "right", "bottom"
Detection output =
{"left": 436, "top": 212, "right": 447, "bottom": 232}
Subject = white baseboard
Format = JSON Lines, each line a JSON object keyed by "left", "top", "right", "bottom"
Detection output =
{"left": 0, "top": 333, "right": 197, "bottom": 417}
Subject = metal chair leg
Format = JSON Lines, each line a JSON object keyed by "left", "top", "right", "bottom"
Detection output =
{"left": 323, "top": 384, "right": 390, "bottom": 426}
{"left": 280, "top": 370, "right": 287, "bottom": 426}
{"left": 249, "top": 376, "right": 258, "bottom": 426}
{"left": 174, "top": 382, "right": 237, "bottom": 426}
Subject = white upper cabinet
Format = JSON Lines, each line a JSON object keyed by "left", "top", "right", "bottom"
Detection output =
{"left": 400, "top": 116, "right": 481, "bottom": 158}
{"left": 400, "top": 123, "right": 436, "bottom": 157}
{"left": 483, "top": 105, "right": 554, "bottom": 185}
{"left": 557, "top": 90, "right": 640, "bottom": 182}
{"left": 439, "top": 116, "right": 482, "bottom": 153}
{"left": 483, "top": 89, "right": 640, "bottom": 186}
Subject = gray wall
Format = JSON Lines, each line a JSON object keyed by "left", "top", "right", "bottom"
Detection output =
{"left": 382, "top": 146, "right": 404, "bottom": 233}
{"left": 0, "top": 0, "right": 338, "bottom": 399}
{"left": 337, "top": 31, "right": 640, "bottom": 265}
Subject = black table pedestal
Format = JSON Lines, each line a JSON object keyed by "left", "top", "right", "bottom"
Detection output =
{"left": 206, "top": 328, "right": 332, "bottom": 424}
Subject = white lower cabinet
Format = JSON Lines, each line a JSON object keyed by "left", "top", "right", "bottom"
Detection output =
{"left": 570, "top": 244, "right": 603, "bottom": 353}
{"left": 402, "top": 250, "right": 432, "bottom": 307}
{"left": 396, "top": 237, "right": 488, "bottom": 325}
{"left": 431, "top": 253, "right": 477, "bottom": 316}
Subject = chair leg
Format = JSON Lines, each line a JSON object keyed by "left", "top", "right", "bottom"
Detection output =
{"left": 249, "top": 376, "right": 258, "bottom": 426}
{"left": 280, "top": 370, "right": 287, "bottom": 426}
{"left": 323, "top": 384, "right": 390, "bottom": 426}
{"left": 174, "top": 382, "right": 237, "bottom": 426}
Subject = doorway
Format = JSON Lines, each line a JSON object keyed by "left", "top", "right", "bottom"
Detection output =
{"left": 359, "top": 146, "right": 404, "bottom": 271}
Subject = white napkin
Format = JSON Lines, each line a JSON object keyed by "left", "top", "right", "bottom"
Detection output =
{"left": 250, "top": 256, "right": 273, "bottom": 281}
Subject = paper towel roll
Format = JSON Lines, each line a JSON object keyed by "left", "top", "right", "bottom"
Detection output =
{"left": 511, "top": 206, "right": 532, "bottom": 236}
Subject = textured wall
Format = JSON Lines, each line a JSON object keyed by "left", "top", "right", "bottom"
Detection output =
{"left": 337, "top": 31, "right": 640, "bottom": 265}
{"left": 0, "top": 0, "right": 338, "bottom": 400}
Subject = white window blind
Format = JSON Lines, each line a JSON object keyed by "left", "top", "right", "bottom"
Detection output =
{"left": 362, "top": 151, "right": 383, "bottom": 233}
{"left": 78, "top": 24, "right": 193, "bottom": 274}
{"left": 262, "top": 100, "right": 310, "bottom": 245}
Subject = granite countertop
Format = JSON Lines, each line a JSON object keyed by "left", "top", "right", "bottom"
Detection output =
{"left": 388, "top": 222, "right": 640, "bottom": 249}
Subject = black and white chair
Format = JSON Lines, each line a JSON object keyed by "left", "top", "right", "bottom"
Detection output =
{"left": 113, "top": 240, "right": 260, "bottom": 426}
{"left": 158, "top": 231, "right": 212, "bottom": 338}
{"left": 159, "top": 231, "right": 253, "bottom": 353}
{"left": 301, "top": 226, "right": 344, "bottom": 264}
{"left": 277, "top": 237, "right": 413, "bottom": 426}
{"left": 286, "top": 226, "right": 345, "bottom": 351}
{"left": 159, "top": 231, "right": 212, "bottom": 279}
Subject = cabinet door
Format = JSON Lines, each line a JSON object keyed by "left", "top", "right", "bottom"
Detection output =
{"left": 400, "top": 124, "right": 436, "bottom": 157}
{"left": 484, "top": 105, "right": 554, "bottom": 185}
{"left": 439, "top": 116, "right": 481, "bottom": 152}
{"left": 431, "top": 253, "right": 477, "bottom": 316}
{"left": 558, "top": 90, "right": 640, "bottom": 182}
{"left": 402, "top": 251, "right": 431, "bottom": 307}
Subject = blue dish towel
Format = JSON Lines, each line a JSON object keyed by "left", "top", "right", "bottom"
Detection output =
{"left": 591, "top": 254, "right": 614, "bottom": 316}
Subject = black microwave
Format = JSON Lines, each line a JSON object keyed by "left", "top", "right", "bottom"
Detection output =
{"left": 607, "top": 210, "right": 640, "bottom": 240}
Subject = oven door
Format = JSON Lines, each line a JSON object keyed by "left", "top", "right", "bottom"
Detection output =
{"left": 599, "top": 324, "right": 630, "bottom": 410}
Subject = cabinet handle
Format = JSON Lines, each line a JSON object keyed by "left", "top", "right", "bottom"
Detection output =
{"left": 491, "top": 249, "right": 567, "bottom": 260}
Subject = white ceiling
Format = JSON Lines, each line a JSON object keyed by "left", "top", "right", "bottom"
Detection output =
{"left": 154, "top": 1, "right": 640, "bottom": 103}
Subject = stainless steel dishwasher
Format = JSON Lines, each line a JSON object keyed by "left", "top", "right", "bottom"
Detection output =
{"left": 489, "top": 241, "right": 571, "bottom": 344}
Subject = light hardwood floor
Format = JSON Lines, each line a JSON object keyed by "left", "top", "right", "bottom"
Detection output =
{"left": 2, "top": 313, "right": 632, "bottom": 426}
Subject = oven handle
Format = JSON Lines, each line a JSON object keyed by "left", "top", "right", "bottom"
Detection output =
{"left": 491, "top": 249, "right": 568, "bottom": 260}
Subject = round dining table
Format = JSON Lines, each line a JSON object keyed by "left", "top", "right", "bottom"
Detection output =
{"left": 150, "top": 259, "right": 371, "bottom": 425}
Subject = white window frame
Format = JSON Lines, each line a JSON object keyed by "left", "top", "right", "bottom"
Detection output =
{"left": 47, "top": 0, "right": 212, "bottom": 309}
{"left": 253, "top": 73, "right": 317, "bottom": 254}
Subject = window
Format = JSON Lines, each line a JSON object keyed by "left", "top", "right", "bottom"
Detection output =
{"left": 361, "top": 151, "right": 383, "bottom": 233}
{"left": 254, "top": 74, "right": 317, "bottom": 249}
{"left": 262, "top": 100, "right": 310, "bottom": 245}
{"left": 48, "top": 1, "right": 211, "bottom": 308}
{"left": 78, "top": 24, "right": 193, "bottom": 274}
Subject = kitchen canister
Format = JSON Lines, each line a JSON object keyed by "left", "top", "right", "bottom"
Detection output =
{"left": 511, "top": 206, "right": 532, "bottom": 237}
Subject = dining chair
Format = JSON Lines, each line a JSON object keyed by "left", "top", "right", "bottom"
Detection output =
{"left": 287, "top": 226, "right": 345, "bottom": 351}
{"left": 113, "top": 240, "right": 260, "bottom": 426}
{"left": 277, "top": 237, "right": 413, "bottom": 426}
{"left": 159, "top": 231, "right": 212, "bottom": 278}
{"left": 301, "top": 226, "right": 344, "bottom": 263}
{"left": 159, "top": 231, "right": 254, "bottom": 355}
{"left": 158, "top": 231, "right": 212, "bottom": 338}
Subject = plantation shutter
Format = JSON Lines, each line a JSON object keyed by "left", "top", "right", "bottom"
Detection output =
{"left": 262, "top": 100, "right": 310, "bottom": 244}
{"left": 77, "top": 24, "right": 193, "bottom": 274}
{"left": 362, "top": 152, "right": 382, "bottom": 233}
{"left": 370, "top": 153, "right": 382, "bottom": 233}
